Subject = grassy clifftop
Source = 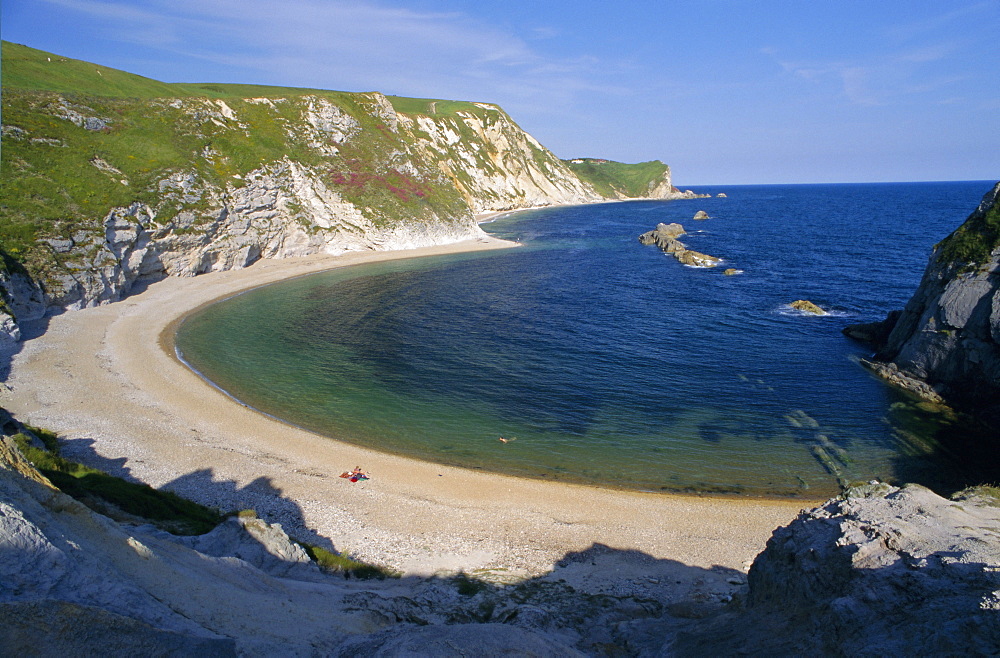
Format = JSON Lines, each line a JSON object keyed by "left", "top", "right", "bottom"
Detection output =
{"left": 385, "top": 95, "right": 489, "bottom": 118}
{"left": 563, "top": 158, "right": 670, "bottom": 198}
{"left": 2, "top": 42, "right": 187, "bottom": 98}
{"left": 934, "top": 182, "right": 1000, "bottom": 270}
{"left": 0, "top": 41, "right": 671, "bottom": 317}
{"left": 4, "top": 42, "right": 377, "bottom": 100}
{"left": 1, "top": 41, "right": 475, "bottom": 287}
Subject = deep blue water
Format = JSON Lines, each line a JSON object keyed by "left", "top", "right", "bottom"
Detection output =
{"left": 176, "top": 181, "right": 1000, "bottom": 497}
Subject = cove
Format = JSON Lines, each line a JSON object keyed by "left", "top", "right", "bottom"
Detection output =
{"left": 175, "top": 182, "right": 1000, "bottom": 497}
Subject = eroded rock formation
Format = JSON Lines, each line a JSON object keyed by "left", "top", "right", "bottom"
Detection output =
{"left": 639, "top": 222, "right": 722, "bottom": 268}
{"left": 672, "top": 482, "right": 1000, "bottom": 655}
{"left": 844, "top": 181, "right": 1000, "bottom": 418}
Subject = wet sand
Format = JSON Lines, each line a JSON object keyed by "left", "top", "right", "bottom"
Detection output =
{"left": 1, "top": 235, "right": 813, "bottom": 578}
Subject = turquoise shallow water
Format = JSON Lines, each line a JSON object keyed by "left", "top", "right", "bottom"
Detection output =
{"left": 176, "top": 181, "right": 1000, "bottom": 497}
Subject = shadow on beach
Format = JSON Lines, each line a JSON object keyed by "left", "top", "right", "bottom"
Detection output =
{"left": 8, "top": 420, "right": 761, "bottom": 655}
{"left": 0, "top": 316, "right": 50, "bottom": 383}
{"left": 57, "top": 434, "right": 338, "bottom": 551}
{"left": 60, "top": 432, "right": 750, "bottom": 590}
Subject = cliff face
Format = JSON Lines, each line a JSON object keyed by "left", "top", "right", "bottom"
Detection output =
{"left": 645, "top": 165, "right": 680, "bottom": 198}
{"left": 562, "top": 157, "right": 706, "bottom": 201}
{"left": 846, "top": 182, "right": 1000, "bottom": 416}
{"left": 0, "top": 44, "right": 691, "bottom": 340}
{"left": 397, "top": 105, "right": 602, "bottom": 214}
{"left": 0, "top": 92, "right": 575, "bottom": 330}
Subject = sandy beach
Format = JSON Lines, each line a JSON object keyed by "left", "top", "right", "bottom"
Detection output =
{"left": 1, "top": 234, "right": 813, "bottom": 579}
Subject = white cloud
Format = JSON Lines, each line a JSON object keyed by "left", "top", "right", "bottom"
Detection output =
{"left": 885, "top": 3, "right": 994, "bottom": 43}
{"left": 890, "top": 42, "right": 956, "bottom": 65}
{"left": 768, "top": 44, "right": 965, "bottom": 108}
{"left": 838, "top": 66, "right": 883, "bottom": 107}
{"left": 34, "top": 0, "right": 624, "bottom": 113}
{"left": 528, "top": 26, "right": 561, "bottom": 41}
{"left": 36, "top": 0, "right": 184, "bottom": 46}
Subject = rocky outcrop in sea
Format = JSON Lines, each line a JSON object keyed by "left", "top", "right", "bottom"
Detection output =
{"left": 789, "top": 299, "right": 827, "bottom": 316}
{"left": 639, "top": 222, "right": 722, "bottom": 268}
{"left": 844, "top": 181, "right": 1000, "bottom": 421}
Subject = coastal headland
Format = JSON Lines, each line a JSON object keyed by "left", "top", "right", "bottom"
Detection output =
{"left": 1, "top": 233, "right": 808, "bottom": 579}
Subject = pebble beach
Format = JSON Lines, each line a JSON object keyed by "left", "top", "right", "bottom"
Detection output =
{"left": 1, "top": 235, "right": 809, "bottom": 579}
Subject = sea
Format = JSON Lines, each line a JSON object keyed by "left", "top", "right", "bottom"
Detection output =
{"left": 175, "top": 181, "right": 1000, "bottom": 498}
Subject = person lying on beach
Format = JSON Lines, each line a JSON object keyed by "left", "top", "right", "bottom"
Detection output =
{"left": 340, "top": 466, "right": 369, "bottom": 480}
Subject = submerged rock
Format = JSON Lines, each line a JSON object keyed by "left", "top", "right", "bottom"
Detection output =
{"left": 790, "top": 300, "right": 827, "bottom": 316}
{"left": 693, "top": 210, "right": 710, "bottom": 220}
{"left": 723, "top": 268, "right": 742, "bottom": 276}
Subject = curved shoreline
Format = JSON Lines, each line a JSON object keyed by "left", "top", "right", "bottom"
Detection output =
{"left": 1, "top": 236, "right": 813, "bottom": 578}
{"left": 171, "top": 293, "right": 819, "bottom": 499}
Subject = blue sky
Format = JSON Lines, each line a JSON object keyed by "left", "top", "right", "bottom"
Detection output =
{"left": 3, "top": 0, "right": 998, "bottom": 185}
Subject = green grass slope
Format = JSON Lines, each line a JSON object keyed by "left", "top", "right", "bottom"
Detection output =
{"left": 1, "top": 41, "right": 642, "bottom": 305}
{"left": 563, "top": 158, "right": 669, "bottom": 198}
{"left": 2, "top": 42, "right": 188, "bottom": 98}
{"left": 934, "top": 184, "right": 1000, "bottom": 270}
{"left": 1, "top": 41, "right": 474, "bottom": 290}
{"left": 3, "top": 42, "right": 358, "bottom": 100}
{"left": 385, "top": 95, "right": 488, "bottom": 118}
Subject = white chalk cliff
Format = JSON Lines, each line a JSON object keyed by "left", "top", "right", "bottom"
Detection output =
{"left": 0, "top": 86, "right": 688, "bottom": 338}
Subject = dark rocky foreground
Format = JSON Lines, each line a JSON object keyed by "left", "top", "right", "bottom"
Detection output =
{"left": 670, "top": 481, "right": 1000, "bottom": 655}
{"left": 3, "top": 428, "right": 998, "bottom": 656}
